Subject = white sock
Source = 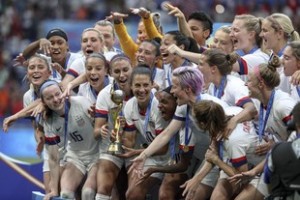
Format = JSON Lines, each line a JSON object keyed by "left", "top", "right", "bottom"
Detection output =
{"left": 95, "top": 193, "right": 111, "bottom": 200}
{"left": 82, "top": 188, "right": 96, "bottom": 200}
{"left": 60, "top": 190, "right": 75, "bottom": 199}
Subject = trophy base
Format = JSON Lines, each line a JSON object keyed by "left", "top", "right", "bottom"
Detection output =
{"left": 107, "top": 142, "right": 124, "bottom": 155}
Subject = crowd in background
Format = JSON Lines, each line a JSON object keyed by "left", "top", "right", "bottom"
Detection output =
{"left": 0, "top": 0, "right": 300, "bottom": 117}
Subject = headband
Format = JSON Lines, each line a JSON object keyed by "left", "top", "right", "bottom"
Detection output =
{"left": 39, "top": 80, "right": 59, "bottom": 96}
{"left": 46, "top": 28, "right": 68, "bottom": 41}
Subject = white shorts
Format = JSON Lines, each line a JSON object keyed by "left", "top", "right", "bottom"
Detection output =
{"left": 100, "top": 152, "right": 134, "bottom": 169}
{"left": 219, "top": 170, "right": 269, "bottom": 197}
{"left": 64, "top": 150, "right": 98, "bottom": 175}
{"left": 43, "top": 146, "right": 65, "bottom": 172}
{"left": 143, "top": 157, "right": 168, "bottom": 180}
{"left": 186, "top": 156, "right": 202, "bottom": 178}
{"left": 194, "top": 160, "right": 219, "bottom": 188}
{"left": 249, "top": 173, "right": 269, "bottom": 197}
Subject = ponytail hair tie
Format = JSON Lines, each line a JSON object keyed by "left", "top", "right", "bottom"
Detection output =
{"left": 225, "top": 54, "right": 230, "bottom": 61}
{"left": 291, "top": 30, "right": 295, "bottom": 35}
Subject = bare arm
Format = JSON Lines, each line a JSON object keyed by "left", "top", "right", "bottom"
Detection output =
{"left": 94, "top": 117, "right": 108, "bottom": 140}
{"left": 167, "top": 44, "right": 201, "bottom": 63}
{"left": 143, "top": 119, "right": 183, "bottom": 157}
{"left": 45, "top": 144, "right": 60, "bottom": 199}
{"left": 164, "top": 3, "right": 193, "bottom": 38}
{"left": 60, "top": 74, "right": 76, "bottom": 91}
{"left": 3, "top": 99, "right": 42, "bottom": 132}
{"left": 227, "top": 102, "right": 257, "bottom": 135}
{"left": 61, "top": 73, "right": 87, "bottom": 97}
{"left": 23, "top": 38, "right": 51, "bottom": 58}
{"left": 149, "top": 153, "right": 191, "bottom": 174}
{"left": 181, "top": 161, "right": 214, "bottom": 197}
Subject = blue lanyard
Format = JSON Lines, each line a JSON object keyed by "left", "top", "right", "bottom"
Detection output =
{"left": 90, "top": 76, "right": 110, "bottom": 99}
{"left": 258, "top": 90, "right": 275, "bottom": 142}
{"left": 214, "top": 76, "right": 226, "bottom": 99}
{"left": 244, "top": 46, "right": 258, "bottom": 55}
{"left": 170, "top": 132, "right": 178, "bottom": 159}
{"left": 184, "top": 106, "right": 193, "bottom": 146}
{"left": 32, "top": 90, "right": 41, "bottom": 125}
{"left": 151, "top": 67, "right": 157, "bottom": 82}
{"left": 277, "top": 45, "right": 287, "bottom": 57}
{"left": 167, "top": 59, "right": 190, "bottom": 87}
{"left": 218, "top": 140, "right": 223, "bottom": 160}
{"left": 90, "top": 85, "right": 98, "bottom": 100}
{"left": 64, "top": 98, "right": 70, "bottom": 151}
{"left": 296, "top": 86, "right": 300, "bottom": 97}
{"left": 64, "top": 52, "right": 71, "bottom": 69}
{"left": 143, "top": 93, "right": 154, "bottom": 137}
{"left": 167, "top": 65, "right": 172, "bottom": 87}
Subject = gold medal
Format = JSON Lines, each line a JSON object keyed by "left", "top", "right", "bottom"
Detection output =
{"left": 182, "top": 145, "right": 189, "bottom": 152}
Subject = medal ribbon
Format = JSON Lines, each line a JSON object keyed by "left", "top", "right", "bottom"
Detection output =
{"left": 64, "top": 98, "right": 70, "bottom": 151}
{"left": 214, "top": 76, "right": 226, "bottom": 99}
{"left": 258, "top": 90, "right": 275, "bottom": 142}
{"left": 218, "top": 140, "right": 223, "bottom": 160}
{"left": 143, "top": 93, "right": 154, "bottom": 142}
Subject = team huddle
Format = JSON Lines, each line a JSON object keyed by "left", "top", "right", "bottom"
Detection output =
{"left": 3, "top": 3, "right": 300, "bottom": 200}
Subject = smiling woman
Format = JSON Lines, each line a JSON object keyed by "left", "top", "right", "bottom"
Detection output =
{"left": 122, "top": 66, "right": 169, "bottom": 200}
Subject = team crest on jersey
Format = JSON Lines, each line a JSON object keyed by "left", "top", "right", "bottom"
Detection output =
{"left": 75, "top": 115, "right": 85, "bottom": 126}
{"left": 148, "top": 121, "right": 155, "bottom": 129}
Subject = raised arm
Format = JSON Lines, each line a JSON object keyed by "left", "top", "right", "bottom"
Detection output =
{"left": 23, "top": 38, "right": 52, "bottom": 59}
{"left": 107, "top": 12, "right": 138, "bottom": 64}
{"left": 164, "top": 3, "right": 193, "bottom": 38}
{"left": 167, "top": 44, "right": 201, "bottom": 63}
{"left": 131, "top": 7, "right": 163, "bottom": 39}
{"left": 61, "top": 73, "right": 87, "bottom": 98}
{"left": 3, "top": 99, "right": 42, "bottom": 132}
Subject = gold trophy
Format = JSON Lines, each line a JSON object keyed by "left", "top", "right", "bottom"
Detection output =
{"left": 107, "top": 89, "right": 125, "bottom": 155}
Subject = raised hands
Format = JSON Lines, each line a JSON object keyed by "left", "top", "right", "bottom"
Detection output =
{"left": 130, "top": 7, "right": 150, "bottom": 19}
{"left": 163, "top": 2, "right": 185, "bottom": 20}
{"left": 39, "top": 38, "right": 52, "bottom": 55}
{"left": 106, "top": 12, "right": 129, "bottom": 23}
{"left": 13, "top": 53, "right": 28, "bottom": 67}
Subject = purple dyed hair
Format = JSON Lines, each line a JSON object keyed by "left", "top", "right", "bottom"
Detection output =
{"left": 172, "top": 66, "right": 204, "bottom": 96}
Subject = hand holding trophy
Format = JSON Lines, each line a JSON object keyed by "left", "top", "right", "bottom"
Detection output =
{"left": 107, "top": 89, "right": 125, "bottom": 155}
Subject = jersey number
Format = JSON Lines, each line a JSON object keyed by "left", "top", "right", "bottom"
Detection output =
{"left": 70, "top": 131, "right": 83, "bottom": 142}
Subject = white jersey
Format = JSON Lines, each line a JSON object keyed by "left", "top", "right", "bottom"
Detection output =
{"left": 289, "top": 84, "right": 300, "bottom": 102}
{"left": 124, "top": 94, "right": 169, "bottom": 165}
{"left": 252, "top": 89, "right": 296, "bottom": 142}
{"left": 222, "top": 106, "right": 265, "bottom": 168}
{"left": 95, "top": 83, "right": 131, "bottom": 152}
{"left": 238, "top": 48, "right": 269, "bottom": 80}
{"left": 67, "top": 52, "right": 117, "bottom": 78}
{"left": 42, "top": 96, "right": 98, "bottom": 158}
{"left": 173, "top": 93, "right": 228, "bottom": 160}
{"left": 153, "top": 67, "right": 165, "bottom": 90}
{"left": 78, "top": 76, "right": 114, "bottom": 103}
{"left": 23, "top": 87, "right": 38, "bottom": 107}
{"left": 207, "top": 75, "right": 252, "bottom": 107}
{"left": 124, "top": 94, "right": 168, "bottom": 145}
{"left": 67, "top": 55, "right": 86, "bottom": 78}
{"left": 51, "top": 52, "right": 82, "bottom": 82}
{"left": 163, "top": 60, "right": 196, "bottom": 88}
{"left": 275, "top": 53, "right": 291, "bottom": 94}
